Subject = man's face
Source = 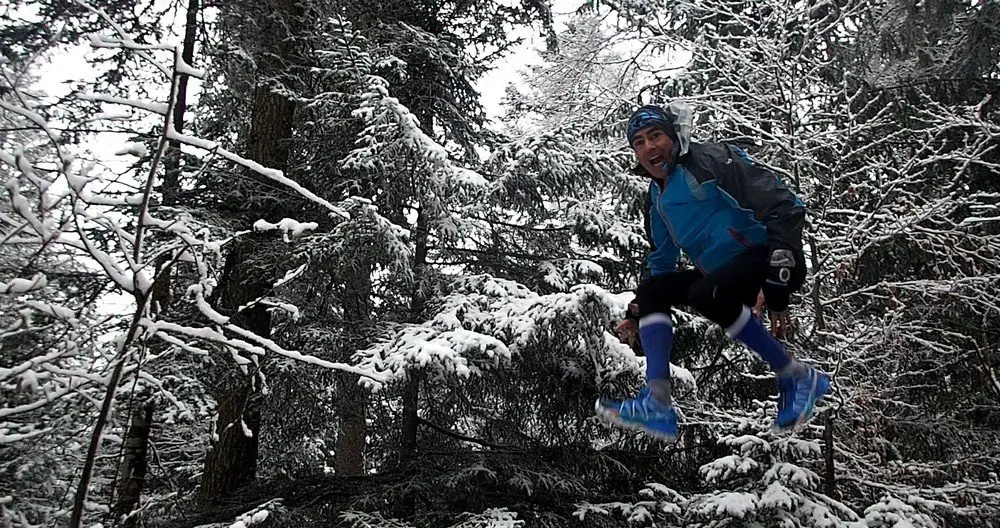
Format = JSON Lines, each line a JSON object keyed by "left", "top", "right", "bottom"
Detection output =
{"left": 631, "top": 126, "right": 674, "bottom": 180}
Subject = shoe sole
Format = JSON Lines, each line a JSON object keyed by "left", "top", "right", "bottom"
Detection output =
{"left": 594, "top": 399, "right": 678, "bottom": 443}
{"left": 774, "top": 374, "right": 831, "bottom": 434}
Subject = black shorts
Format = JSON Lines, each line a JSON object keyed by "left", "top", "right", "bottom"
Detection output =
{"left": 630, "top": 248, "right": 804, "bottom": 328}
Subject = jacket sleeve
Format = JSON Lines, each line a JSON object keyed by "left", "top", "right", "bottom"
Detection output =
{"left": 642, "top": 188, "right": 680, "bottom": 277}
{"left": 717, "top": 146, "right": 805, "bottom": 253}
{"left": 640, "top": 190, "right": 654, "bottom": 281}
{"left": 627, "top": 189, "right": 679, "bottom": 322}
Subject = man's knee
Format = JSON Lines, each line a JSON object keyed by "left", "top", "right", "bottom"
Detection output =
{"left": 631, "top": 272, "right": 696, "bottom": 318}
{"left": 631, "top": 279, "right": 664, "bottom": 318}
{"left": 686, "top": 279, "right": 714, "bottom": 312}
{"left": 687, "top": 279, "right": 741, "bottom": 328}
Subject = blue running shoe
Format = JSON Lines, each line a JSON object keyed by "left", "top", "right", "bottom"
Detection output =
{"left": 595, "top": 387, "right": 678, "bottom": 442}
{"left": 775, "top": 367, "right": 831, "bottom": 431}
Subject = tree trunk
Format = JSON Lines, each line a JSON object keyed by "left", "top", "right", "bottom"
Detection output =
{"left": 334, "top": 371, "right": 369, "bottom": 476}
{"left": 113, "top": 399, "right": 155, "bottom": 527}
{"left": 151, "top": 0, "right": 198, "bottom": 314}
{"left": 199, "top": 0, "right": 303, "bottom": 499}
{"left": 161, "top": 0, "right": 198, "bottom": 207}
{"left": 393, "top": 205, "right": 428, "bottom": 517}
{"left": 398, "top": 376, "right": 420, "bottom": 468}
{"left": 808, "top": 234, "right": 826, "bottom": 331}
{"left": 333, "top": 337, "right": 369, "bottom": 476}
{"left": 391, "top": 373, "right": 420, "bottom": 518}
{"left": 202, "top": 378, "right": 262, "bottom": 498}
{"left": 201, "top": 237, "right": 271, "bottom": 500}
{"left": 823, "top": 412, "right": 836, "bottom": 498}
{"left": 243, "top": 85, "right": 296, "bottom": 202}
{"left": 335, "top": 254, "right": 374, "bottom": 476}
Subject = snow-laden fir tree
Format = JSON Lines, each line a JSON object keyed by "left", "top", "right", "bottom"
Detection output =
{"left": 0, "top": 4, "right": 385, "bottom": 525}
{"left": 3, "top": 0, "right": 999, "bottom": 526}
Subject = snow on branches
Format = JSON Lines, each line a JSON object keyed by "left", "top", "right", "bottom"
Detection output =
{"left": 0, "top": 8, "right": 382, "bottom": 526}
{"left": 353, "top": 274, "right": 635, "bottom": 391}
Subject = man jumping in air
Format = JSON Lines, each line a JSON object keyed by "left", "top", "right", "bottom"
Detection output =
{"left": 596, "top": 103, "right": 831, "bottom": 441}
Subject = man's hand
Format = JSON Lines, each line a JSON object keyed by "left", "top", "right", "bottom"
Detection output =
{"left": 764, "top": 248, "right": 795, "bottom": 305}
{"left": 754, "top": 290, "right": 793, "bottom": 339}
{"left": 614, "top": 318, "right": 639, "bottom": 349}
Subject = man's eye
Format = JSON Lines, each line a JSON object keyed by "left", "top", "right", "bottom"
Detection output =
{"left": 650, "top": 130, "right": 663, "bottom": 139}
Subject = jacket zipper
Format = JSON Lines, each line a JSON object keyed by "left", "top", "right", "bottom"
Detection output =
{"left": 654, "top": 182, "right": 679, "bottom": 247}
{"left": 655, "top": 180, "right": 707, "bottom": 273}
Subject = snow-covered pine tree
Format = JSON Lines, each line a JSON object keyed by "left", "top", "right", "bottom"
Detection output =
{"left": 0, "top": 4, "right": 386, "bottom": 525}
{"left": 578, "top": 429, "right": 864, "bottom": 527}
{"left": 331, "top": 9, "right": 644, "bottom": 526}
{"left": 289, "top": 8, "right": 679, "bottom": 526}
{"left": 183, "top": 0, "right": 398, "bottom": 499}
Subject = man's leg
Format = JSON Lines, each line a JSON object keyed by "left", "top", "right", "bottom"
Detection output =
{"left": 687, "top": 249, "right": 804, "bottom": 374}
{"left": 631, "top": 270, "right": 701, "bottom": 405}
{"left": 596, "top": 271, "right": 700, "bottom": 441}
{"left": 687, "top": 249, "right": 830, "bottom": 430}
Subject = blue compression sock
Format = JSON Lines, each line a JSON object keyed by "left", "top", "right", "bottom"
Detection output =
{"left": 727, "top": 306, "right": 792, "bottom": 372}
{"left": 639, "top": 313, "right": 673, "bottom": 404}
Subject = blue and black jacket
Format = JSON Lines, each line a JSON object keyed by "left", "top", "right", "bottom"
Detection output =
{"left": 640, "top": 141, "right": 804, "bottom": 276}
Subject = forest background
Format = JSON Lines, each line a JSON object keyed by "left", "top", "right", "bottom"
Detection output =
{"left": 1, "top": 0, "right": 999, "bottom": 526}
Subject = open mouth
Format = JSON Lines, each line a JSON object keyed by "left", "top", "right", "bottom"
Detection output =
{"left": 649, "top": 154, "right": 665, "bottom": 166}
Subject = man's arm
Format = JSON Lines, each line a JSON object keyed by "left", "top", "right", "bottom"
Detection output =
{"left": 714, "top": 145, "right": 806, "bottom": 314}
{"left": 643, "top": 189, "right": 680, "bottom": 277}
{"left": 717, "top": 146, "right": 805, "bottom": 253}
{"left": 641, "top": 189, "right": 654, "bottom": 281}
{"left": 627, "top": 189, "right": 679, "bottom": 319}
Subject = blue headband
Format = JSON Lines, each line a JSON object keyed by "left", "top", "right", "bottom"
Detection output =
{"left": 627, "top": 105, "right": 674, "bottom": 145}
